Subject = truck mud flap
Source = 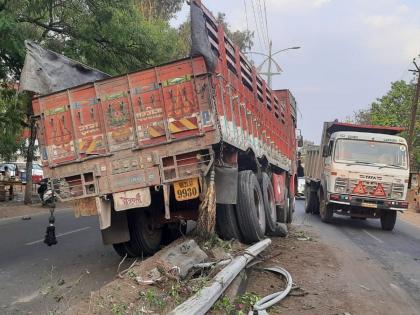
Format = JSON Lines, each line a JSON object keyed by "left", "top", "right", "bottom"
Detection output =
{"left": 215, "top": 166, "right": 238, "bottom": 204}
{"left": 101, "top": 210, "right": 130, "bottom": 245}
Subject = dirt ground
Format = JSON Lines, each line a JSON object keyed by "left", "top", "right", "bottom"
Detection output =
{"left": 246, "top": 227, "right": 352, "bottom": 315}
{"left": 60, "top": 223, "right": 415, "bottom": 315}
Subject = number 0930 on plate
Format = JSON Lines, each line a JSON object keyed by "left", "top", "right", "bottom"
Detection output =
{"left": 173, "top": 178, "right": 200, "bottom": 201}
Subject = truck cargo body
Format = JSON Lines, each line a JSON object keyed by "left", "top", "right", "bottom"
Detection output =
{"left": 32, "top": 1, "right": 298, "bottom": 254}
{"left": 304, "top": 122, "right": 410, "bottom": 231}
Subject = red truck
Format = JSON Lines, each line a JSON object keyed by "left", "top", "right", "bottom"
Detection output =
{"left": 31, "top": 1, "right": 300, "bottom": 256}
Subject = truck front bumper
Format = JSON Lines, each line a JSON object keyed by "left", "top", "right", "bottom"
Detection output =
{"left": 328, "top": 193, "right": 408, "bottom": 211}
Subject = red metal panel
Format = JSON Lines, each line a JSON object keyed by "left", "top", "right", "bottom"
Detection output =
{"left": 40, "top": 91, "right": 77, "bottom": 164}
{"left": 95, "top": 77, "right": 135, "bottom": 152}
{"left": 68, "top": 85, "right": 107, "bottom": 157}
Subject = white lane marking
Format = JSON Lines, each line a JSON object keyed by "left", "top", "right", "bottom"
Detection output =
{"left": 362, "top": 229, "right": 384, "bottom": 244}
{"left": 25, "top": 226, "right": 91, "bottom": 246}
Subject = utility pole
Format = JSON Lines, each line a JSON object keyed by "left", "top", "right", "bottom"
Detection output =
{"left": 408, "top": 58, "right": 420, "bottom": 160}
{"left": 244, "top": 43, "right": 300, "bottom": 88}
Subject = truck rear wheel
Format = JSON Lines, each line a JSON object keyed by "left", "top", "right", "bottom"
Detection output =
{"left": 380, "top": 210, "right": 397, "bottom": 231}
{"left": 128, "top": 210, "right": 162, "bottom": 256}
{"left": 216, "top": 204, "right": 242, "bottom": 241}
{"left": 305, "top": 188, "right": 318, "bottom": 214}
{"left": 261, "top": 173, "right": 277, "bottom": 233}
{"left": 287, "top": 197, "right": 294, "bottom": 223}
{"left": 277, "top": 187, "right": 289, "bottom": 223}
{"left": 236, "top": 170, "right": 266, "bottom": 243}
{"left": 319, "top": 196, "right": 333, "bottom": 222}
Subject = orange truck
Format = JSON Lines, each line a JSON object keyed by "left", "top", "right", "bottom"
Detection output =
{"left": 31, "top": 1, "right": 300, "bottom": 256}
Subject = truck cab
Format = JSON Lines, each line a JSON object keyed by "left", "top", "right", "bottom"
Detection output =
{"left": 305, "top": 122, "right": 410, "bottom": 231}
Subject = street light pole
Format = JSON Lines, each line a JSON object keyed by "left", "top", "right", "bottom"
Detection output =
{"left": 244, "top": 42, "right": 300, "bottom": 88}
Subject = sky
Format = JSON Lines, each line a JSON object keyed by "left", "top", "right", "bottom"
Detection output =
{"left": 172, "top": 0, "right": 420, "bottom": 144}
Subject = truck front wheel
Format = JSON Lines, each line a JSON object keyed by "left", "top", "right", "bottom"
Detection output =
{"left": 319, "top": 196, "right": 333, "bottom": 222}
{"left": 380, "top": 210, "right": 397, "bottom": 231}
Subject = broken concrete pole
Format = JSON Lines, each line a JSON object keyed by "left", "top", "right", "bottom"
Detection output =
{"left": 159, "top": 239, "right": 208, "bottom": 278}
{"left": 169, "top": 238, "right": 271, "bottom": 315}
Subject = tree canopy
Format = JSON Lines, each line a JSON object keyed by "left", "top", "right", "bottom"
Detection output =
{"left": 352, "top": 80, "right": 419, "bottom": 169}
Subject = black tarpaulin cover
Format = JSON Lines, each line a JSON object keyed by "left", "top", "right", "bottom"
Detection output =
{"left": 19, "top": 40, "right": 109, "bottom": 95}
{"left": 190, "top": 1, "right": 217, "bottom": 73}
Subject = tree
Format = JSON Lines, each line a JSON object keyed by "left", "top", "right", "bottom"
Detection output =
{"left": 135, "top": 0, "right": 183, "bottom": 21}
{"left": 177, "top": 11, "right": 254, "bottom": 58}
{"left": 352, "top": 108, "right": 372, "bottom": 125}
{"left": 216, "top": 13, "right": 254, "bottom": 52}
{"left": 0, "top": 85, "right": 27, "bottom": 161}
{"left": 353, "top": 80, "right": 419, "bottom": 168}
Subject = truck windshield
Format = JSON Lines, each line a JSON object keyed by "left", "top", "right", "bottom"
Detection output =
{"left": 334, "top": 139, "right": 408, "bottom": 169}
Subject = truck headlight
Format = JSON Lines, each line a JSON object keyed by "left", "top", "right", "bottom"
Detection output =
{"left": 334, "top": 178, "right": 348, "bottom": 193}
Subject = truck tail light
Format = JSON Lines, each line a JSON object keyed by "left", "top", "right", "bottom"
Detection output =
{"left": 330, "top": 171, "right": 337, "bottom": 175}
{"left": 330, "top": 194, "right": 340, "bottom": 200}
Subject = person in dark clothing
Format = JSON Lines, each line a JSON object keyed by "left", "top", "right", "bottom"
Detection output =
{"left": 297, "top": 160, "right": 304, "bottom": 177}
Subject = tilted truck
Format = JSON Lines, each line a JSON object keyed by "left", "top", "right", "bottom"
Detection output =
{"left": 29, "top": 1, "right": 300, "bottom": 257}
{"left": 304, "top": 122, "right": 410, "bottom": 231}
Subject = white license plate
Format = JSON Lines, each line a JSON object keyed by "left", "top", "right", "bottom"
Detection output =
{"left": 113, "top": 188, "right": 151, "bottom": 211}
{"left": 361, "top": 202, "right": 377, "bottom": 209}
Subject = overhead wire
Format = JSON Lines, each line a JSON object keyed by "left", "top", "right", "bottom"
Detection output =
{"left": 243, "top": 0, "right": 251, "bottom": 49}
{"left": 250, "top": 0, "right": 265, "bottom": 51}
{"left": 256, "top": 0, "right": 268, "bottom": 49}
{"left": 263, "top": 0, "right": 270, "bottom": 47}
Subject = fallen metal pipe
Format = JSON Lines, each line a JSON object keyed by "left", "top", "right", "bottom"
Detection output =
{"left": 249, "top": 266, "right": 293, "bottom": 314}
{"left": 169, "top": 238, "right": 272, "bottom": 315}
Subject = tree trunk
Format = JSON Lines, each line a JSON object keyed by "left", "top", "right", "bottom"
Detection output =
{"left": 24, "top": 108, "right": 36, "bottom": 205}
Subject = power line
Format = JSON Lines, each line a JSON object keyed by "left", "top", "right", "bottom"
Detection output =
{"left": 243, "top": 0, "right": 250, "bottom": 37}
{"left": 256, "top": 0, "right": 268, "bottom": 48}
{"left": 250, "top": 0, "right": 264, "bottom": 51}
{"left": 263, "top": 0, "right": 270, "bottom": 47}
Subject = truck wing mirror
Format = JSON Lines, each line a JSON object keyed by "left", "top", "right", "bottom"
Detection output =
{"left": 322, "top": 144, "right": 329, "bottom": 157}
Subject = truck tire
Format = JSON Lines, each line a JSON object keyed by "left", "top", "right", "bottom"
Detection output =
{"left": 380, "top": 210, "right": 397, "bottom": 231}
{"left": 305, "top": 188, "right": 317, "bottom": 213}
{"left": 287, "top": 197, "right": 295, "bottom": 223}
{"left": 216, "top": 204, "right": 242, "bottom": 241}
{"left": 112, "top": 243, "right": 130, "bottom": 258}
{"left": 128, "top": 210, "right": 162, "bottom": 256}
{"left": 236, "top": 170, "right": 266, "bottom": 243}
{"left": 261, "top": 173, "right": 277, "bottom": 233}
{"left": 319, "top": 194, "right": 333, "bottom": 222}
{"left": 277, "top": 187, "right": 289, "bottom": 223}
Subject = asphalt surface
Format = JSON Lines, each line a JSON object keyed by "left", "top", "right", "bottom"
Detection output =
{"left": 294, "top": 199, "right": 420, "bottom": 313}
{"left": 0, "top": 209, "right": 124, "bottom": 315}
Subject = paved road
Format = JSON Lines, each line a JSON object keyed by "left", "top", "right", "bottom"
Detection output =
{"left": 0, "top": 209, "right": 125, "bottom": 315}
{"left": 294, "top": 199, "right": 420, "bottom": 314}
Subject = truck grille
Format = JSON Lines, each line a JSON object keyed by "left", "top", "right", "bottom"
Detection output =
{"left": 348, "top": 180, "right": 391, "bottom": 197}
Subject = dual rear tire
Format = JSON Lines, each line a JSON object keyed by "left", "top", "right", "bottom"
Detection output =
{"left": 217, "top": 170, "right": 291, "bottom": 244}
